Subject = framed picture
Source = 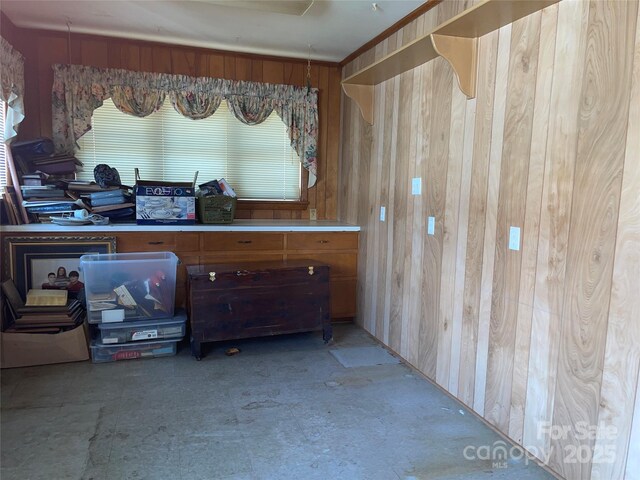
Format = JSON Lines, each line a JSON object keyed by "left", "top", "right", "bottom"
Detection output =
{"left": 3, "top": 236, "right": 116, "bottom": 298}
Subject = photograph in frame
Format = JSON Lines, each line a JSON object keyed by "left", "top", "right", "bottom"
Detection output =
{"left": 3, "top": 236, "right": 116, "bottom": 298}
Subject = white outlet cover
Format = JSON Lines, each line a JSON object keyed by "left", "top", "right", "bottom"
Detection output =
{"left": 427, "top": 216, "right": 435, "bottom": 235}
{"left": 509, "top": 226, "right": 521, "bottom": 251}
{"left": 380, "top": 206, "right": 386, "bottom": 222}
{"left": 411, "top": 177, "right": 422, "bottom": 195}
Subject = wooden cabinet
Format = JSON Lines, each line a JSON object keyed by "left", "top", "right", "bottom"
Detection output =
{"left": 0, "top": 229, "right": 358, "bottom": 321}
{"left": 187, "top": 259, "right": 332, "bottom": 359}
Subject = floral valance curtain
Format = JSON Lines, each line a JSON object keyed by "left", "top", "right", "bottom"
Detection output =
{"left": 52, "top": 64, "right": 318, "bottom": 180}
{"left": 1, "top": 36, "right": 25, "bottom": 143}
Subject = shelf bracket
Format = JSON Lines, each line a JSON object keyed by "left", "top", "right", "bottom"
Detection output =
{"left": 342, "top": 84, "right": 374, "bottom": 125}
{"left": 430, "top": 34, "right": 478, "bottom": 99}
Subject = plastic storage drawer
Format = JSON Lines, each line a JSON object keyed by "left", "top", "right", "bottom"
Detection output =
{"left": 90, "top": 339, "right": 178, "bottom": 363}
{"left": 96, "top": 311, "right": 187, "bottom": 345}
{"left": 80, "top": 252, "right": 178, "bottom": 324}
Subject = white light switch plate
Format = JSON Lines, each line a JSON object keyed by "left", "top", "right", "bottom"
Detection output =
{"left": 509, "top": 226, "right": 521, "bottom": 251}
{"left": 411, "top": 177, "right": 422, "bottom": 195}
{"left": 380, "top": 206, "right": 386, "bottom": 222}
{"left": 427, "top": 216, "right": 435, "bottom": 235}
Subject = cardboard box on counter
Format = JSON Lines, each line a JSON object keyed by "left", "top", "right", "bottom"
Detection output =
{"left": 135, "top": 169, "right": 197, "bottom": 225}
{"left": 0, "top": 323, "right": 89, "bottom": 369}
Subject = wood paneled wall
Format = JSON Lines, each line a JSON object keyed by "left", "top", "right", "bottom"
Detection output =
{"left": 4, "top": 18, "right": 341, "bottom": 220}
{"left": 340, "top": 1, "right": 640, "bottom": 479}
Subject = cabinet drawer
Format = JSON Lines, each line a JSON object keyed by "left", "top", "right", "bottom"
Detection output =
{"left": 201, "top": 253, "right": 284, "bottom": 265}
{"left": 286, "top": 232, "right": 357, "bottom": 251}
{"left": 202, "top": 233, "right": 284, "bottom": 252}
{"left": 287, "top": 253, "right": 356, "bottom": 277}
{"left": 116, "top": 233, "right": 177, "bottom": 252}
{"left": 116, "top": 232, "right": 198, "bottom": 252}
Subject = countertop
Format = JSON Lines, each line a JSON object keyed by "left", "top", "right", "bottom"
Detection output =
{"left": 0, "top": 219, "right": 360, "bottom": 233}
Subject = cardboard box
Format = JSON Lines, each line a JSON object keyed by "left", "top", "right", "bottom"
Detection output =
{"left": 0, "top": 323, "right": 89, "bottom": 368}
{"left": 135, "top": 170, "right": 197, "bottom": 225}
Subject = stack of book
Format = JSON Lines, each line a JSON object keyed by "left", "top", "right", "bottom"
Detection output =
{"left": 62, "top": 181, "right": 134, "bottom": 219}
{"left": 1, "top": 280, "right": 85, "bottom": 333}
{"left": 20, "top": 185, "right": 89, "bottom": 222}
{"left": 30, "top": 153, "right": 83, "bottom": 176}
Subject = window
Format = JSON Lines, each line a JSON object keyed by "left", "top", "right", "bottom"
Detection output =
{"left": 76, "top": 99, "right": 302, "bottom": 201}
{"left": 0, "top": 99, "right": 6, "bottom": 187}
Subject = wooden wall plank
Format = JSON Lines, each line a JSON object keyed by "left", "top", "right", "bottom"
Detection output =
{"left": 448, "top": 94, "right": 475, "bottom": 396}
{"left": 436, "top": 67, "right": 464, "bottom": 388}
{"left": 122, "top": 44, "right": 141, "bottom": 71}
{"left": 375, "top": 33, "right": 399, "bottom": 344}
{"left": 508, "top": 3, "right": 559, "bottom": 444}
{"left": 550, "top": 1, "right": 637, "bottom": 477}
{"left": 140, "top": 46, "right": 153, "bottom": 72}
{"left": 262, "top": 60, "right": 284, "bottom": 84}
{"left": 355, "top": 51, "right": 374, "bottom": 327}
{"left": 364, "top": 42, "right": 388, "bottom": 336}
{"left": 208, "top": 54, "right": 225, "bottom": 78}
{"left": 81, "top": 39, "right": 108, "bottom": 68}
{"left": 522, "top": 0, "right": 589, "bottom": 462}
{"left": 406, "top": 16, "right": 430, "bottom": 366}
{"left": 37, "top": 36, "right": 68, "bottom": 139}
{"left": 224, "top": 55, "right": 236, "bottom": 79}
{"left": 235, "top": 57, "right": 251, "bottom": 81}
{"left": 592, "top": 6, "right": 640, "bottom": 479}
{"left": 401, "top": 16, "right": 428, "bottom": 360}
{"left": 325, "top": 66, "right": 341, "bottom": 220}
{"left": 626, "top": 372, "right": 640, "bottom": 480}
{"left": 484, "top": 12, "right": 540, "bottom": 432}
{"left": 472, "top": 23, "right": 511, "bottom": 416}
{"left": 389, "top": 21, "right": 416, "bottom": 354}
{"left": 251, "top": 59, "right": 263, "bottom": 82}
{"left": 152, "top": 46, "right": 172, "bottom": 73}
{"left": 107, "top": 42, "right": 123, "bottom": 70}
{"left": 171, "top": 48, "right": 196, "bottom": 76}
{"left": 457, "top": 30, "right": 498, "bottom": 407}
{"left": 315, "top": 66, "right": 330, "bottom": 221}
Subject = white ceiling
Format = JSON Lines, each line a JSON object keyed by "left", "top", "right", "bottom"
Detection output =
{"left": 1, "top": 0, "right": 425, "bottom": 62}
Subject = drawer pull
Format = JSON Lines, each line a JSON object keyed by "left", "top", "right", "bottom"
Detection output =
{"left": 308, "top": 266, "right": 314, "bottom": 276}
{"left": 209, "top": 272, "right": 216, "bottom": 282}
{"left": 148, "top": 241, "right": 164, "bottom": 245}
{"left": 238, "top": 240, "right": 253, "bottom": 244}
{"left": 317, "top": 240, "right": 329, "bottom": 244}
{"left": 237, "top": 270, "right": 251, "bottom": 276}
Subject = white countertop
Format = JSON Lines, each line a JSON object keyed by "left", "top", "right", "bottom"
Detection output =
{"left": 0, "top": 219, "right": 360, "bottom": 233}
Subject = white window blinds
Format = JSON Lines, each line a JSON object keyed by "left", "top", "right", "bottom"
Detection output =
{"left": 0, "top": 99, "right": 6, "bottom": 187}
{"left": 76, "top": 98, "right": 301, "bottom": 201}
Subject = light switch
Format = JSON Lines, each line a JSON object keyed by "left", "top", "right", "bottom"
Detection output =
{"left": 411, "top": 177, "right": 422, "bottom": 195}
{"left": 380, "top": 206, "right": 386, "bottom": 222}
{"left": 427, "top": 216, "right": 435, "bottom": 235}
{"left": 509, "top": 226, "right": 521, "bottom": 251}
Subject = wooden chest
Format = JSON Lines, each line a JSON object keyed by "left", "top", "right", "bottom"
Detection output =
{"left": 187, "top": 259, "right": 332, "bottom": 359}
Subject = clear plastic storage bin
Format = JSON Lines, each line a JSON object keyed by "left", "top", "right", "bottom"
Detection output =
{"left": 90, "top": 339, "right": 178, "bottom": 363}
{"left": 80, "top": 252, "right": 178, "bottom": 324}
{"left": 96, "top": 310, "right": 187, "bottom": 344}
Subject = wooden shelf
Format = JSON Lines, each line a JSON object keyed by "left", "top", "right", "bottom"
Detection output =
{"left": 342, "top": 0, "right": 560, "bottom": 124}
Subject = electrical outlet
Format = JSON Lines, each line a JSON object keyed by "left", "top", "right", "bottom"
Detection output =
{"left": 380, "top": 206, "right": 386, "bottom": 222}
{"left": 309, "top": 208, "right": 317, "bottom": 221}
{"left": 411, "top": 177, "right": 422, "bottom": 195}
{"left": 427, "top": 216, "right": 435, "bottom": 235}
{"left": 509, "top": 226, "right": 521, "bottom": 251}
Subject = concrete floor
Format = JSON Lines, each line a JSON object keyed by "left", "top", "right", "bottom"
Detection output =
{"left": 0, "top": 324, "right": 555, "bottom": 480}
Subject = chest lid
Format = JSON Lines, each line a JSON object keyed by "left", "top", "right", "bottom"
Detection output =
{"left": 187, "top": 259, "right": 329, "bottom": 278}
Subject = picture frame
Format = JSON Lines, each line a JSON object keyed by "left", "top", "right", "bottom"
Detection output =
{"left": 3, "top": 236, "right": 116, "bottom": 298}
